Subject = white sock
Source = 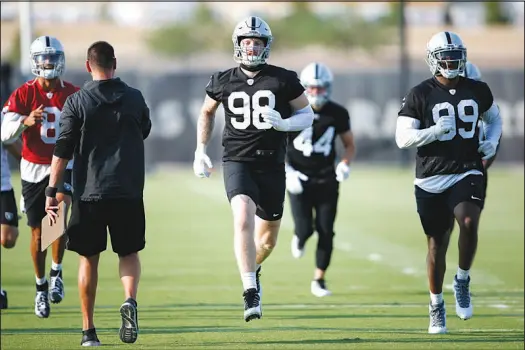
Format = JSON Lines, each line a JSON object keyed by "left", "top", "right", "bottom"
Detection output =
{"left": 430, "top": 292, "right": 443, "bottom": 305}
{"left": 241, "top": 272, "right": 257, "bottom": 291}
{"left": 51, "top": 261, "right": 62, "bottom": 271}
{"left": 36, "top": 276, "right": 47, "bottom": 285}
{"left": 457, "top": 267, "right": 469, "bottom": 280}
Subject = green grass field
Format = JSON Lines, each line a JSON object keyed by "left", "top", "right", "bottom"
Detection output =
{"left": 1, "top": 166, "right": 523, "bottom": 349}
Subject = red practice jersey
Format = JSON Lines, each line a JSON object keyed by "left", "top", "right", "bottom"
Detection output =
{"left": 6, "top": 79, "right": 79, "bottom": 164}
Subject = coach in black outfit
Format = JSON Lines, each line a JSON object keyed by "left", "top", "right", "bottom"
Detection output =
{"left": 44, "top": 41, "right": 151, "bottom": 347}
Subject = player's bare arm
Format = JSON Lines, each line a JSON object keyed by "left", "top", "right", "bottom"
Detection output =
{"left": 193, "top": 95, "right": 220, "bottom": 178}
{"left": 46, "top": 98, "right": 78, "bottom": 221}
{"left": 196, "top": 95, "right": 221, "bottom": 152}
{"left": 339, "top": 130, "right": 355, "bottom": 165}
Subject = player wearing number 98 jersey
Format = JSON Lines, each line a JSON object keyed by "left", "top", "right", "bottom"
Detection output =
{"left": 193, "top": 16, "right": 314, "bottom": 323}
{"left": 0, "top": 36, "right": 79, "bottom": 319}
{"left": 395, "top": 31, "right": 502, "bottom": 335}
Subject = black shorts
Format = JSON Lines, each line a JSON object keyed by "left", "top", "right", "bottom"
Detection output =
{"left": 288, "top": 178, "right": 339, "bottom": 232}
{"left": 21, "top": 170, "right": 73, "bottom": 227}
{"left": 415, "top": 174, "right": 485, "bottom": 237}
{"left": 66, "top": 198, "right": 146, "bottom": 257}
{"left": 1, "top": 189, "right": 18, "bottom": 227}
{"left": 223, "top": 161, "right": 285, "bottom": 221}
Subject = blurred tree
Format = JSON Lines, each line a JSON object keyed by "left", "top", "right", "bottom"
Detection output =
{"left": 6, "top": 28, "right": 43, "bottom": 66}
{"left": 378, "top": 2, "right": 403, "bottom": 27}
{"left": 6, "top": 29, "right": 22, "bottom": 65}
{"left": 146, "top": 3, "right": 394, "bottom": 57}
{"left": 146, "top": 3, "right": 230, "bottom": 57}
{"left": 485, "top": 2, "right": 509, "bottom": 24}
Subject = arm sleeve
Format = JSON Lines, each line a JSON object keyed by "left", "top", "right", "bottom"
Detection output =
{"left": 286, "top": 105, "right": 314, "bottom": 132}
{"left": 395, "top": 116, "right": 438, "bottom": 149}
{"left": 205, "top": 72, "right": 224, "bottom": 102}
{"left": 53, "top": 95, "right": 81, "bottom": 160}
{"left": 480, "top": 102, "right": 502, "bottom": 145}
{"left": 1, "top": 89, "right": 30, "bottom": 143}
{"left": 285, "top": 71, "right": 306, "bottom": 101}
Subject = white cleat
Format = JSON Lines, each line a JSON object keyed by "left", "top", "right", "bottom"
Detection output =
{"left": 428, "top": 302, "right": 447, "bottom": 334}
{"left": 291, "top": 235, "right": 304, "bottom": 259}
{"left": 311, "top": 279, "right": 332, "bottom": 297}
{"left": 453, "top": 275, "right": 473, "bottom": 320}
{"left": 35, "top": 291, "right": 50, "bottom": 318}
{"left": 49, "top": 274, "right": 65, "bottom": 304}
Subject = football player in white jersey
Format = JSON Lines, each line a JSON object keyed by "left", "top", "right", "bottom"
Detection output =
{"left": 0, "top": 104, "right": 22, "bottom": 309}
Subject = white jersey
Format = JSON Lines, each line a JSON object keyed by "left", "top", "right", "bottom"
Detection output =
{"left": 1, "top": 108, "right": 13, "bottom": 192}
{"left": 1, "top": 141, "right": 12, "bottom": 192}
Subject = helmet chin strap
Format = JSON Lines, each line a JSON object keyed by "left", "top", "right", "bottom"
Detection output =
{"left": 240, "top": 63, "right": 267, "bottom": 72}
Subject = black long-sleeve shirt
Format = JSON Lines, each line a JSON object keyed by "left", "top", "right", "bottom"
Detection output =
{"left": 54, "top": 78, "right": 151, "bottom": 201}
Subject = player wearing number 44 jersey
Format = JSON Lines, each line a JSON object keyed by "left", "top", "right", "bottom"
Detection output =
{"left": 193, "top": 16, "right": 314, "bottom": 322}
{"left": 1, "top": 36, "right": 79, "bottom": 318}
{"left": 395, "top": 31, "right": 502, "bottom": 334}
{"left": 286, "top": 62, "right": 355, "bottom": 298}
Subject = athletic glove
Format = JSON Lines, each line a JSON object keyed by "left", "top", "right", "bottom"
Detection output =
{"left": 478, "top": 140, "right": 497, "bottom": 160}
{"left": 432, "top": 116, "right": 455, "bottom": 137}
{"left": 261, "top": 107, "right": 289, "bottom": 132}
{"left": 193, "top": 149, "right": 213, "bottom": 178}
{"left": 285, "top": 164, "right": 309, "bottom": 195}
{"left": 335, "top": 161, "right": 350, "bottom": 182}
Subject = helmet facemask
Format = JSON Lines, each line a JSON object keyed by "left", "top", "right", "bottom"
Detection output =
{"left": 426, "top": 48, "right": 466, "bottom": 79}
{"left": 234, "top": 36, "right": 271, "bottom": 67}
{"left": 304, "top": 83, "right": 331, "bottom": 109}
{"left": 31, "top": 51, "right": 65, "bottom": 80}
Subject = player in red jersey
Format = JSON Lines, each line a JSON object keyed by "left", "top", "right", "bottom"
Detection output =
{"left": 0, "top": 36, "right": 79, "bottom": 318}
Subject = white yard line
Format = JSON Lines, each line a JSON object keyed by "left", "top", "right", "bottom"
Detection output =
{"left": 189, "top": 180, "right": 506, "bottom": 286}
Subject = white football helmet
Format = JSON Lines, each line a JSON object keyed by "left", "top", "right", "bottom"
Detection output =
{"left": 425, "top": 31, "right": 466, "bottom": 79}
{"left": 232, "top": 16, "right": 272, "bottom": 67}
{"left": 300, "top": 62, "right": 333, "bottom": 109}
{"left": 29, "top": 36, "right": 65, "bottom": 80}
{"left": 462, "top": 61, "right": 482, "bottom": 81}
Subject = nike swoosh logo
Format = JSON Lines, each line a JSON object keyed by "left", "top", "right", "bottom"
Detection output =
{"left": 272, "top": 214, "right": 279, "bottom": 217}
{"left": 471, "top": 196, "right": 481, "bottom": 201}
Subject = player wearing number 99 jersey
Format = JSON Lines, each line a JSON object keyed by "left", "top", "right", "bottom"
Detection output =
{"left": 395, "top": 31, "right": 502, "bottom": 334}
{"left": 193, "top": 16, "right": 314, "bottom": 322}
{"left": 0, "top": 36, "right": 79, "bottom": 319}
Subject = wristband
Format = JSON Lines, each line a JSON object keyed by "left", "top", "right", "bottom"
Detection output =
{"left": 45, "top": 186, "right": 58, "bottom": 198}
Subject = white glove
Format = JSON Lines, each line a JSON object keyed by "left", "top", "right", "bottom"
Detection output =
{"left": 478, "top": 140, "right": 497, "bottom": 160}
{"left": 432, "top": 116, "right": 455, "bottom": 137}
{"left": 193, "top": 150, "right": 213, "bottom": 178}
{"left": 335, "top": 161, "right": 350, "bottom": 182}
{"left": 261, "top": 107, "right": 289, "bottom": 132}
{"left": 286, "top": 167, "right": 309, "bottom": 195}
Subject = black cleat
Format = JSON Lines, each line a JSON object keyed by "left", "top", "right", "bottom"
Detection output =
{"left": 0, "top": 289, "right": 7, "bottom": 309}
{"left": 256, "top": 266, "right": 263, "bottom": 317}
{"left": 81, "top": 328, "right": 101, "bottom": 347}
{"left": 243, "top": 288, "right": 261, "bottom": 322}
